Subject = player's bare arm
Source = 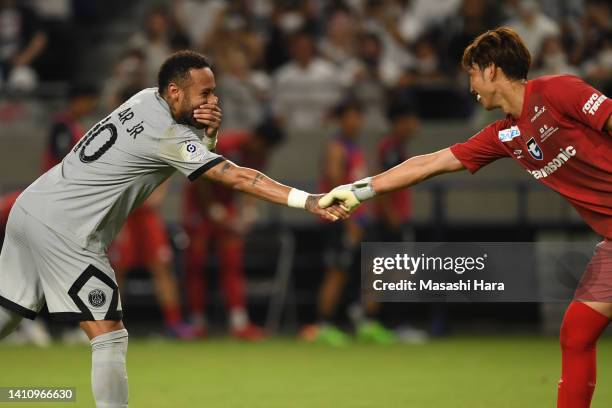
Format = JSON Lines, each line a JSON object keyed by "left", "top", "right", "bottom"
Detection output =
{"left": 202, "top": 159, "right": 349, "bottom": 221}
{"left": 605, "top": 114, "right": 612, "bottom": 133}
{"left": 319, "top": 148, "right": 464, "bottom": 210}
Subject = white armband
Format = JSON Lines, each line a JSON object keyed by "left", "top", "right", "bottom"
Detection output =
{"left": 203, "top": 128, "right": 218, "bottom": 152}
{"left": 287, "top": 188, "right": 309, "bottom": 209}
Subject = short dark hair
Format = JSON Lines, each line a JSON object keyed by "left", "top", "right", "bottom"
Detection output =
{"left": 332, "top": 97, "right": 364, "bottom": 117}
{"left": 254, "top": 119, "right": 285, "bottom": 147}
{"left": 158, "top": 50, "right": 212, "bottom": 94}
{"left": 68, "top": 82, "right": 98, "bottom": 99}
{"left": 461, "top": 27, "right": 531, "bottom": 81}
{"left": 387, "top": 99, "right": 417, "bottom": 122}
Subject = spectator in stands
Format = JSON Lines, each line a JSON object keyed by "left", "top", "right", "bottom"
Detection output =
{"left": 582, "top": 31, "right": 612, "bottom": 95}
{"left": 271, "top": 30, "right": 344, "bottom": 131}
{"left": 172, "top": 0, "right": 227, "bottom": 51}
{"left": 445, "top": 0, "right": 500, "bottom": 75}
{"left": 216, "top": 46, "right": 267, "bottom": 131}
{"left": 410, "top": 36, "right": 446, "bottom": 84}
{"left": 531, "top": 36, "right": 579, "bottom": 78}
{"left": 319, "top": 7, "right": 359, "bottom": 72}
{"left": 397, "top": 0, "right": 461, "bottom": 46}
{"left": 102, "top": 49, "right": 147, "bottom": 110}
{"left": 183, "top": 120, "right": 285, "bottom": 340}
{"left": 128, "top": 6, "right": 174, "bottom": 86}
{"left": 349, "top": 32, "right": 390, "bottom": 133}
{"left": 0, "top": 0, "right": 47, "bottom": 92}
{"left": 573, "top": 0, "right": 611, "bottom": 73}
{"left": 361, "top": 0, "right": 413, "bottom": 87}
{"left": 506, "top": 0, "right": 560, "bottom": 56}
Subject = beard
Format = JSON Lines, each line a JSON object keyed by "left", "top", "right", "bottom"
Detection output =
{"left": 175, "top": 96, "right": 206, "bottom": 129}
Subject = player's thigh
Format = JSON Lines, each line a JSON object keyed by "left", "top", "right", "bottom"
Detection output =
{"left": 24, "top": 218, "right": 123, "bottom": 323}
{"left": 139, "top": 208, "right": 173, "bottom": 267}
{"left": 0, "top": 204, "right": 44, "bottom": 320}
{"left": 580, "top": 301, "right": 612, "bottom": 319}
{"left": 575, "top": 239, "right": 612, "bottom": 304}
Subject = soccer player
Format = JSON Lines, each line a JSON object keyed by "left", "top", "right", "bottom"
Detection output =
{"left": 320, "top": 27, "right": 611, "bottom": 408}
{"left": 183, "top": 120, "right": 285, "bottom": 340}
{"left": 0, "top": 50, "right": 347, "bottom": 408}
{"left": 374, "top": 100, "right": 418, "bottom": 241}
{"left": 303, "top": 99, "right": 394, "bottom": 345}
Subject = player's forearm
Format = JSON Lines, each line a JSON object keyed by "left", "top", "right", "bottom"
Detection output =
{"left": 372, "top": 148, "right": 461, "bottom": 195}
{"left": 205, "top": 160, "right": 300, "bottom": 207}
{"left": 232, "top": 167, "right": 292, "bottom": 206}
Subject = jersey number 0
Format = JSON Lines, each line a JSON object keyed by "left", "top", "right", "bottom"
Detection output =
{"left": 74, "top": 116, "right": 118, "bottom": 163}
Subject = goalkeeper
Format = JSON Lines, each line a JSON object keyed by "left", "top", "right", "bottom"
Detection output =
{"left": 320, "top": 27, "right": 612, "bottom": 408}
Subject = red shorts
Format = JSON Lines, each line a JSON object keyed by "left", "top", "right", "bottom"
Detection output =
{"left": 575, "top": 240, "right": 612, "bottom": 302}
{"left": 109, "top": 205, "right": 172, "bottom": 271}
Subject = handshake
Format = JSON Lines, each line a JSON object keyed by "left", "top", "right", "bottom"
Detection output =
{"left": 305, "top": 177, "right": 377, "bottom": 222}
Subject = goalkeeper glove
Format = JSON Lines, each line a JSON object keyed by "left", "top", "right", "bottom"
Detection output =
{"left": 318, "top": 177, "right": 376, "bottom": 211}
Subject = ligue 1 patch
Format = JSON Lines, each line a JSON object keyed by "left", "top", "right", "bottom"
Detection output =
{"left": 181, "top": 142, "right": 206, "bottom": 162}
{"left": 88, "top": 289, "right": 106, "bottom": 308}
{"left": 498, "top": 126, "right": 521, "bottom": 142}
{"left": 526, "top": 137, "right": 544, "bottom": 160}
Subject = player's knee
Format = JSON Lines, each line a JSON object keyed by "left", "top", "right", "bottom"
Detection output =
{"left": 560, "top": 318, "right": 595, "bottom": 352}
{"left": 0, "top": 306, "right": 23, "bottom": 339}
{"left": 91, "top": 328, "right": 129, "bottom": 353}
{"left": 80, "top": 319, "right": 125, "bottom": 340}
{"left": 148, "top": 262, "right": 170, "bottom": 278}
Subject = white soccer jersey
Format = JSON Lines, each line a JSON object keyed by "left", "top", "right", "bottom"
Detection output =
{"left": 17, "top": 88, "right": 224, "bottom": 252}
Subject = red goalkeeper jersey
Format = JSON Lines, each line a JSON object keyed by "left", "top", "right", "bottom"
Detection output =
{"left": 450, "top": 75, "right": 612, "bottom": 238}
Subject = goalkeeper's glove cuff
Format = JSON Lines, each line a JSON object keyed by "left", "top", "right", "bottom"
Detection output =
{"left": 350, "top": 177, "right": 376, "bottom": 202}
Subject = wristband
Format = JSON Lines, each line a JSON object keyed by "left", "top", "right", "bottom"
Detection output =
{"left": 287, "top": 188, "right": 309, "bottom": 209}
{"left": 203, "top": 129, "right": 218, "bottom": 151}
{"left": 352, "top": 177, "right": 376, "bottom": 201}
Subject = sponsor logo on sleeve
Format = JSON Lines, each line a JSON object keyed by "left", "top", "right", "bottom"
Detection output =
{"left": 582, "top": 93, "right": 607, "bottom": 116}
{"left": 526, "top": 137, "right": 544, "bottom": 160}
{"left": 181, "top": 142, "right": 206, "bottom": 162}
{"left": 526, "top": 146, "right": 576, "bottom": 179}
{"left": 498, "top": 126, "right": 521, "bottom": 142}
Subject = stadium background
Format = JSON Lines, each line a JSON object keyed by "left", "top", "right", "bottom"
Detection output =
{"left": 0, "top": 0, "right": 611, "bottom": 406}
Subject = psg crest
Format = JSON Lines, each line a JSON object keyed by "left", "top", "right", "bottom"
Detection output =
{"left": 88, "top": 289, "right": 107, "bottom": 308}
{"left": 526, "top": 137, "right": 544, "bottom": 160}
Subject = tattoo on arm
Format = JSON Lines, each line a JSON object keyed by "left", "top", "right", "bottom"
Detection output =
{"left": 305, "top": 194, "right": 317, "bottom": 212}
{"left": 251, "top": 173, "right": 264, "bottom": 187}
{"left": 220, "top": 162, "right": 232, "bottom": 174}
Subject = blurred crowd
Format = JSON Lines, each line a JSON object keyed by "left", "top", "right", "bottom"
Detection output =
{"left": 2, "top": 0, "right": 611, "bottom": 126}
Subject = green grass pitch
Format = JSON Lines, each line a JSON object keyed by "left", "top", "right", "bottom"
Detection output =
{"left": 1, "top": 336, "right": 611, "bottom": 407}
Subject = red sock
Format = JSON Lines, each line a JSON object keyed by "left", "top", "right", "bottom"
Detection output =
{"left": 163, "top": 304, "right": 182, "bottom": 326}
{"left": 557, "top": 301, "right": 610, "bottom": 408}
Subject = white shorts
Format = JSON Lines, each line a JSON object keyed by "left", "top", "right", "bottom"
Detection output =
{"left": 0, "top": 204, "right": 122, "bottom": 321}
